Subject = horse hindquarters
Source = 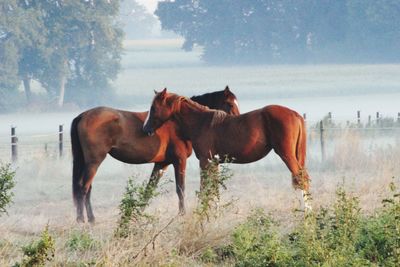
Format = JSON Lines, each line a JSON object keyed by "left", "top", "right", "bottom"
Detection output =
{"left": 71, "top": 115, "right": 108, "bottom": 223}
{"left": 264, "top": 108, "right": 309, "bottom": 191}
{"left": 71, "top": 115, "right": 86, "bottom": 222}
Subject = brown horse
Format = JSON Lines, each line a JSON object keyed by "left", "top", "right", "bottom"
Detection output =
{"left": 71, "top": 87, "right": 240, "bottom": 223}
{"left": 143, "top": 89, "right": 312, "bottom": 209}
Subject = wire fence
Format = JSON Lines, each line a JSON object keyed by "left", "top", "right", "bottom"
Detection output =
{"left": 0, "top": 111, "right": 399, "bottom": 163}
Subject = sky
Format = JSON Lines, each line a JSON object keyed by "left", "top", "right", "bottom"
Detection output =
{"left": 136, "top": 0, "right": 159, "bottom": 13}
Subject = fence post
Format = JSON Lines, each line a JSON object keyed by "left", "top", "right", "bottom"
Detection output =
{"left": 328, "top": 112, "right": 332, "bottom": 125}
{"left": 368, "top": 115, "right": 371, "bottom": 127}
{"left": 376, "top": 112, "right": 380, "bottom": 126}
{"left": 59, "top": 124, "right": 63, "bottom": 158}
{"left": 397, "top": 112, "right": 400, "bottom": 124}
{"left": 357, "top": 110, "right": 361, "bottom": 126}
{"left": 320, "top": 120, "right": 325, "bottom": 162}
{"left": 11, "top": 126, "right": 17, "bottom": 163}
{"left": 303, "top": 113, "right": 307, "bottom": 122}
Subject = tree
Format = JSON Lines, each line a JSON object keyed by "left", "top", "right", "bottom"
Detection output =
{"left": 119, "top": 0, "right": 158, "bottom": 39}
{"left": 37, "top": 0, "right": 123, "bottom": 107}
{"left": 156, "top": 0, "right": 400, "bottom": 64}
{"left": 0, "top": 0, "right": 123, "bottom": 110}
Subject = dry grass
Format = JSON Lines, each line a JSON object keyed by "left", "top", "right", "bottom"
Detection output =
{"left": 0, "top": 132, "right": 399, "bottom": 266}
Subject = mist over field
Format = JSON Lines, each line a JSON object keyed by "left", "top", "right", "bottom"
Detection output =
{"left": 1, "top": 0, "right": 400, "bottom": 265}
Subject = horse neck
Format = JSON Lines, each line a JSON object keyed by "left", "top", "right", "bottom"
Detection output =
{"left": 173, "top": 99, "right": 212, "bottom": 138}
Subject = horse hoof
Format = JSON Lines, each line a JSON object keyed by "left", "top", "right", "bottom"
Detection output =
{"left": 178, "top": 210, "right": 186, "bottom": 216}
{"left": 88, "top": 217, "right": 96, "bottom": 224}
{"left": 76, "top": 217, "right": 85, "bottom": 223}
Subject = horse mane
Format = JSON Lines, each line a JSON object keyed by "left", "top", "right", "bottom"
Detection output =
{"left": 210, "top": 110, "right": 228, "bottom": 127}
{"left": 168, "top": 93, "right": 228, "bottom": 127}
{"left": 190, "top": 91, "right": 223, "bottom": 108}
{"left": 168, "top": 93, "right": 210, "bottom": 113}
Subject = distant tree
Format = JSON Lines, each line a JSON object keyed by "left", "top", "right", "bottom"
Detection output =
{"left": 346, "top": 0, "right": 400, "bottom": 61}
{"left": 119, "top": 0, "right": 158, "bottom": 39}
{"left": 156, "top": 0, "right": 400, "bottom": 63}
{"left": 37, "top": 0, "right": 123, "bottom": 107}
{"left": 0, "top": 0, "right": 123, "bottom": 110}
{"left": 0, "top": 0, "right": 45, "bottom": 108}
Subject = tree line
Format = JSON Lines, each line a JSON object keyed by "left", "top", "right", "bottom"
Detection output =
{"left": 156, "top": 0, "right": 400, "bottom": 64}
{"left": 0, "top": 0, "right": 123, "bottom": 110}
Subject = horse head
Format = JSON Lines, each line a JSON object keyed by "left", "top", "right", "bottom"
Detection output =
{"left": 220, "top": 86, "right": 240, "bottom": 115}
{"left": 143, "top": 88, "right": 179, "bottom": 136}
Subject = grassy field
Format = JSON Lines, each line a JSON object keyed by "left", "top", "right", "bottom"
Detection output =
{"left": 1, "top": 40, "right": 400, "bottom": 266}
{"left": 0, "top": 129, "right": 399, "bottom": 266}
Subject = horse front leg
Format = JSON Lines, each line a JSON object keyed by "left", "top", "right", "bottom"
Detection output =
{"left": 173, "top": 158, "right": 187, "bottom": 215}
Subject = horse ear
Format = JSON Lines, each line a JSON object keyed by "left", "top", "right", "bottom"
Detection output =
{"left": 160, "top": 88, "right": 167, "bottom": 99}
{"left": 224, "top": 86, "right": 231, "bottom": 96}
{"left": 154, "top": 90, "right": 158, "bottom": 95}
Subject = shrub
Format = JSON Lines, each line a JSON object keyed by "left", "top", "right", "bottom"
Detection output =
{"left": 0, "top": 163, "right": 16, "bottom": 216}
{"left": 66, "top": 230, "right": 98, "bottom": 252}
{"left": 231, "top": 209, "right": 292, "bottom": 267}
{"left": 194, "top": 155, "right": 233, "bottom": 224}
{"left": 13, "top": 225, "right": 55, "bottom": 267}
{"left": 115, "top": 177, "right": 160, "bottom": 238}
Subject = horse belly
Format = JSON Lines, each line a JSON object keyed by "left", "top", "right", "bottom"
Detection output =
{"left": 109, "top": 143, "right": 164, "bottom": 164}
{"left": 233, "top": 146, "right": 269, "bottom": 163}
{"left": 221, "top": 136, "right": 269, "bottom": 164}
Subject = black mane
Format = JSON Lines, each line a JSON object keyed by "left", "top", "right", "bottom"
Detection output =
{"left": 190, "top": 90, "right": 224, "bottom": 110}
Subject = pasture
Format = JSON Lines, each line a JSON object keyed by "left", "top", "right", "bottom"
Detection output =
{"left": 1, "top": 39, "right": 400, "bottom": 266}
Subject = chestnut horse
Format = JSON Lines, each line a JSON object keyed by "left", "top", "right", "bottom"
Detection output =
{"left": 71, "top": 87, "right": 240, "bottom": 223}
{"left": 143, "top": 89, "right": 312, "bottom": 209}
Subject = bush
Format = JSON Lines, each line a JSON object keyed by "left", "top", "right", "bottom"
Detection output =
{"left": 66, "top": 230, "right": 98, "bottom": 252}
{"left": 231, "top": 209, "right": 291, "bottom": 267}
{"left": 114, "top": 177, "right": 160, "bottom": 238}
{"left": 195, "top": 155, "right": 233, "bottom": 224}
{"left": 13, "top": 225, "right": 55, "bottom": 267}
{"left": 0, "top": 163, "right": 16, "bottom": 216}
{"left": 209, "top": 182, "right": 400, "bottom": 266}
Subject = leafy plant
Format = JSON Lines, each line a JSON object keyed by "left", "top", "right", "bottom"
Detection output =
{"left": 0, "top": 163, "right": 16, "bottom": 216}
{"left": 115, "top": 177, "right": 161, "bottom": 238}
{"left": 66, "top": 230, "right": 98, "bottom": 252}
{"left": 231, "top": 209, "right": 291, "bottom": 267}
{"left": 13, "top": 225, "right": 55, "bottom": 267}
{"left": 194, "top": 155, "right": 233, "bottom": 224}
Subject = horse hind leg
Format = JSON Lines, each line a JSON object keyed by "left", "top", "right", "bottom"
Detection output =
{"left": 275, "top": 147, "right": 312, "bottom": 211}
{"left": 82, "top": 162, "right": 102, "bottom": 223}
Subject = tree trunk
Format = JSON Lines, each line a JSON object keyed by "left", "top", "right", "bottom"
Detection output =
{"left": 57, "top": 74, "right": 66, "bottom": 107}
{"left": 57, "top": 60, "right": 68, "bottom": 107}
{"left": 23, "top": 76, "right": 32, "bottom": 104}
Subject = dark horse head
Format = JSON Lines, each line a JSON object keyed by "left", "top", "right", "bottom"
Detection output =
{"left": 143, "top": 87, "right": 239, "bottom": 136}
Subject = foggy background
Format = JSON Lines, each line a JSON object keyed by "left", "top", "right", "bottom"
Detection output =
{"left": 0, "top": 2, "right": 400, "bottom": 259}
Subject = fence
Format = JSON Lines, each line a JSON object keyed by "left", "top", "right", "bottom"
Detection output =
{"left": 304, "top": 110, "right": 400, "bottom": 162}
{"left": 1, "top": 110, "right": 400, "bottom": 163}
{"left": 1, "top": 124, "right": 68, "bottom": 163}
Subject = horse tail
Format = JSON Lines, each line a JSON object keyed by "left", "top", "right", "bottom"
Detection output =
{"left": 296, "top": 115, "right": 307, "bottom": 168}
{"left": 71, "top": 114, "right": 85, "bottom": 206}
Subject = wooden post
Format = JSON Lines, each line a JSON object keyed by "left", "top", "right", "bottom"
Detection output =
{"left": 368, "top": 115, "right": 371, "bottom": 127}
{"left": 303, "top": 113, "right": 307, "bottom": 121}
{"left": 328, "top": 112, "right": 332, "bottom": 125}
{"left": 320, "top": 120, "right": 325, "bottom": 162}
{"left": 376, "top": 112, "right": 380, "bottom": 126}
{"left": 357, "top": 110, "right": 361, "bottom": 126}
{"left": 397, "top": 112, "right": 400, "bottom": 124}
{"left": 59, "top": 124, "right": 63, "bottom": 158}
{"left": 11, "top": 126, "right": 17, "bottom": 162}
